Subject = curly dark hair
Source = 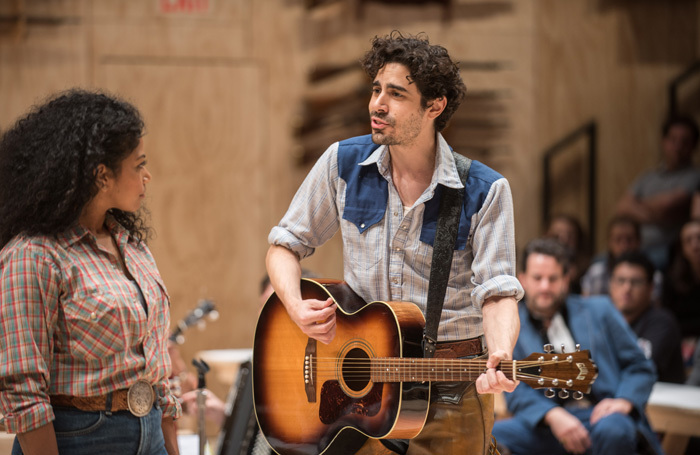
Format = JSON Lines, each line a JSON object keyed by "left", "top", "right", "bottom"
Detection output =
{"left": 360, "top": 31, "right": 466, "bottom": 132}
{"left": 0, "top": 89, "right": 149, "bottom": 247}
{"left": 521, "top": 237, "right": 571, "bottom": 275}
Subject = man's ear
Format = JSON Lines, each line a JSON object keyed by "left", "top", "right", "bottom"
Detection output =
{"left": 426, "top": 96, "right": 447, "bottom": 120}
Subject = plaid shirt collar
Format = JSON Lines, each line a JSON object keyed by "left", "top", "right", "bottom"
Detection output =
{"left": 55, "top": 213, "right": 132, "bottom": 249}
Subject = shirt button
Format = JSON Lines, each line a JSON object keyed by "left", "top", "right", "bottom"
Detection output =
{"left": 394, "top": 212, "right": 398, "bottom": 216}
{"left": 393, "top": 278, "right": 399, "bottom": 284}
{"left": 360, "top": 223, "right": 365, "bottom": 228}
{"left": 90, "top": 312, "right": 97, "bottom": 320}
{"left": 395, "top": 247, "right": 400, "bottom": 252}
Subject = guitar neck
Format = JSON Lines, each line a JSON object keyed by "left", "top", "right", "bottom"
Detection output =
{"left": 369, "top": 358, "right": 510, "bottom": 383}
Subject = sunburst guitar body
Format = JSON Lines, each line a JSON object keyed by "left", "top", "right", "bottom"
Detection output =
{"left": 252, "top": 279, "right": 597, "bottom": 455}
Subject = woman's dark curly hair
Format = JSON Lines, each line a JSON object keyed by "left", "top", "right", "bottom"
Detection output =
{"left": 360, "top": 31, "right": 466, "bottom": 132}
{"left": 0, "top": 89, "right": 149, "bottom": 248}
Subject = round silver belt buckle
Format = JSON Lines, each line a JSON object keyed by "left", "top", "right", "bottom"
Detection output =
{"left": 127, "top": 380, "right": 154, "bottom": 417}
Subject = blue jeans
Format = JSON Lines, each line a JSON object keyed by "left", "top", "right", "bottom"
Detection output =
{"left": 12, "top": 405, "right": 167, "bottom": 455}
{"left": 492, "top": 407, "right": 637, "bottom": 455}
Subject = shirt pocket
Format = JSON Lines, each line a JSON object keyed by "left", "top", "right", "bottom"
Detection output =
{"left": 341, "top": 218, "right": 383, "bottom": 271}
{"left": 62, "top": 292, "right": 126, "bottom": 363}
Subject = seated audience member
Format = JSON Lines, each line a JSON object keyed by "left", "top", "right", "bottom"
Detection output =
{"left": 546, "top": 214, "right": 590, "bottom": 294}
{"left": 493, "top": 238, "right": 661, "bottom": 455}
{"left": 609, "top": 251, "right": 685, "bottom": 383}
{"left": 616, "top": 115, "right": 700, "bottom": 271}
{"left": 663, "top": 218, "right": 700, "bottom": 339}
{"left": 581, "top": 215, "right": 662, "bottom": 300}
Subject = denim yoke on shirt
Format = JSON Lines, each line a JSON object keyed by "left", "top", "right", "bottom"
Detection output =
{"left": 269, "top": 133, "right": 523, "bottom": 342}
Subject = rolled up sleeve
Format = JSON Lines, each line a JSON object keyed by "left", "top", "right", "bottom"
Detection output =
{"left": 0, "top": 245, "right": 59, "bottom": 433}
{"left": 268, "top": 143, "right": 341, "bottom": 258}
{"left": 156, "top": 379, "right": 182, "bottom": 419}
{"left": 470, "top": 178, "right": 524, "bottom": 308}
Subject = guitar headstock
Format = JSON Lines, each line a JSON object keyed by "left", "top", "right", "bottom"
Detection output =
{"left": 515, "top": 345, "right": 598, "bottom": 399}
{"left": 170, "top": 299, "right": 218, "bottom": 345}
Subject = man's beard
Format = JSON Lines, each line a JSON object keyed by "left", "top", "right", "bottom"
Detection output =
{"left": 372, "top": 131, "right": 397, "bottom": 145}
{"left": 369, "top": 111, "right": 423, "bottom": 147}
{"left": 528, "top": 291, "right": 566, "bottom": 321}
{"left": 370, "top": 112, "right": 397, "bottom": 145}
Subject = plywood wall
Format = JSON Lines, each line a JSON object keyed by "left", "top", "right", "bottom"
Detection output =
{"left": 1, "top": 0, "right": 698, "bottom": 383}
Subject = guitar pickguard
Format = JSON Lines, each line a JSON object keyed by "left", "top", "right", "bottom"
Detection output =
{"left": 319, "top": 381, "right": 383, "bottom": 424}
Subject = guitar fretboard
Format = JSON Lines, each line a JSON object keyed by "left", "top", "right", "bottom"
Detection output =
{"left": 369, "top": 358, "right": 515, "bottom": 382}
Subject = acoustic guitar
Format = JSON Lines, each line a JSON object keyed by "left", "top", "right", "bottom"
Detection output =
{"left": 253, "top": 279, "right": 598, "bottom": 455}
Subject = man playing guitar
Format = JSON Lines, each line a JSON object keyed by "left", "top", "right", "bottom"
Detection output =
{"left": 266, "top": 31, "right": 523, "bottom": 455}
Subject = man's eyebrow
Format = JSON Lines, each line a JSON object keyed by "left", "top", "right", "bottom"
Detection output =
{"left": 372, "top": 80, "right": 409, "bottom": 93}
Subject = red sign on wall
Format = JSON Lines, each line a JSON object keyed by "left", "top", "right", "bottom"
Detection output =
{"left": 159, "top": 0, "right": 211, "bottom": 14}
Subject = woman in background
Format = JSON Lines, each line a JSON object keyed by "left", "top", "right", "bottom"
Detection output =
{"left": 0, "top": 89, "right": 181, "bottom": 454}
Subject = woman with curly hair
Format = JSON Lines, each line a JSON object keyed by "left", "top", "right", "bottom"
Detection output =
{"left": 0, "top": 89, "right": 181, "bottom": 455}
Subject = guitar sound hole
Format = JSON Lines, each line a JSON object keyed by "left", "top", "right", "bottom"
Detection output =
{"left": 342, "top": 348, "right": 370, "bottom": 392}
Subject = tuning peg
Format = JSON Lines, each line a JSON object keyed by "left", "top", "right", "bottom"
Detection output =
{"left": 208, "top": 310, "right": 220, "bottom": 321}
{"left": 175, "top": 334, "right": 185, "bottom": 345}
{"left": 573, "top": 391, "right": 584, "bottom": 400}
{"left": 561, "top": 343, "right": 566, "bottom": 353}
{"left": 197, "top": 320, "right": 206, "bottom": 330}
{"left": 545, "top": 388, "right": 556, "bottom": 399}
{"left": 544, "top": 344, "right": 554, "bottom": 353}
{"left": 575, "top": 344, "right": 581, "bottom": 352}
{"left": 558, "top": 389, "right": 570, "bottom": 399}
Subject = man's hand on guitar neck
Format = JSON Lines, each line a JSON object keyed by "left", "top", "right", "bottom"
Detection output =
{"left": 286, "top": 296, "right": 338, "bottom": 345}
{"left": 475, "top": 349, "right": 518, "bottom": 394}
{"left": 478, "top": 295, "right": 520, "bottom": 394}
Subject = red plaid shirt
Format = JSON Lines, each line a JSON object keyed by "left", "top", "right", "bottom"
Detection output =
{"left": 0, "top": 216, "right": 181, "bottom": 433}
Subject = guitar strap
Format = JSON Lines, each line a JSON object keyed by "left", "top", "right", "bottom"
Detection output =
{"left": 422, "top": 151, "right": 472, "bottom": 358}
{"left": 379, "top": 151, "right": 472, "bottom": 455}
{"left": 380, "top": 152, "right": 472, "bottom": 455}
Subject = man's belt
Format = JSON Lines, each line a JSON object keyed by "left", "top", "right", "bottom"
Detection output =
{"left": 50, "top": 380, "right": 156, "bottom": 417}
{"left": 433, "top": 335, "right": 485, "bottom": 359}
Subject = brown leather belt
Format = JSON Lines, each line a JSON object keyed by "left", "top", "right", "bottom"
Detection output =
{"left": 50, "top": 380, "right": 156, "bottom": 417}
{"left": 434, "top": 335, "right": 485, "bottom": 359}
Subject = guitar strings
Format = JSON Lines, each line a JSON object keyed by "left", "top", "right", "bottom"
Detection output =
{"left": 262, "top": 358, "right": 580, "bottom": 382}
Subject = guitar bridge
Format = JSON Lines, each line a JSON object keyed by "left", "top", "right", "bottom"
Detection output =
{"left": 304, "top": 338, "right": 317, "bottom": 402}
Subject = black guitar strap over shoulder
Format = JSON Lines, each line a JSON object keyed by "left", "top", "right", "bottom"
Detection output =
{"left": 379, "top": 152, "right": 472, "bottom": 455}
{"left": 422, "top": 151, "right": 472, "bottom": 358}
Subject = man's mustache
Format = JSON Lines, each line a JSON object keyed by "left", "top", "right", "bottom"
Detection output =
{"left": 370, "top": 111, "right": 393, "bottom": 124}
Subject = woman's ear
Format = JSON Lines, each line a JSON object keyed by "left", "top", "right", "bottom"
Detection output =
{"left": 95, "top": 164, "right": 110, "bottom": 191}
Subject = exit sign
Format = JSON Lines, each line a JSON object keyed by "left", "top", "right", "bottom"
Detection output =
{"left": 159, "top": 0, "right": 212, "bottom": 14}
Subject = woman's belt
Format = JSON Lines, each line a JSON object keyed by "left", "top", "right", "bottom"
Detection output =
{"left": 49, "top": 380, "right": 156, "bottom": 417}
{"left": 434, "top": 335, "right": 485, "bottom": 359}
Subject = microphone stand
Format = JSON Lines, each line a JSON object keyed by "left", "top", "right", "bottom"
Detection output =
{"left": 192, "top": 358, "right": 211, "bottom": 455}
